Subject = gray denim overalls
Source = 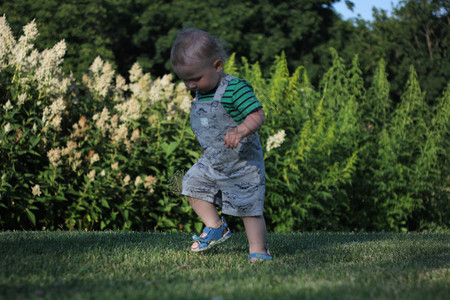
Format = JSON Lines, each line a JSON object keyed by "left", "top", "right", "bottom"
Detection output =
{"left": 181, "top": 75, "right": 265, "bottom": 217}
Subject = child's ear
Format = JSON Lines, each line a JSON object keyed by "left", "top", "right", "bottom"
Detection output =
{"left": 213, "top": 59, "right": 223, "bottom": 72}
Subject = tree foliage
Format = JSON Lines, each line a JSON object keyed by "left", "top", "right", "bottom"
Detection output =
{"left": 0, "top": 0, "right": 340, "bottom": 79}
{"left": 329, "top": 0, "right": 449, "bottom": 102}
{"left": 1, "top": 0, "right": 447, "bottom": 101}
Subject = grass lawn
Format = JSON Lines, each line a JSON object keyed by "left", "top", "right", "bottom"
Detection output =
{"left": 0, "top": 231, "right": 449, "bottom": 300}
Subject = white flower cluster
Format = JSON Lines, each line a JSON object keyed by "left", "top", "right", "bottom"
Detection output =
{"left": 177, "top": 82, "right": 192, "bottom": 114}
{"left": 90, "top": 153, "right": 100, "bottom": 165}
{"left": 4, "top": 18, "right": 38, "bottom": 68}
{"left": 0, "top": 16, "right": 71, "bottom": 96}
{"left": 149, "top": 74, "right": 175, "bottom": 104}
{"left": 82, "top": 57, "right": 192, "bottom": 137}
{"left": 129, "top": 63, "right": 176, "bottom": 105}
{"left": 82, "top": 58, "right": 198, "bottom": 157}
{"left": 3, "top": 100, "right": 13, "bottom": 111}
{"left": 35, "top": 40, "right": 72, "bottom": 95}
{"left": 144, "top": 175, "right": 157, "bottom": 194}
{"left": 127, "top": 62, "right": 192, "bottom": 119}
{"left": 42, "top": 96, "right": 66, "bottom": 130}
{"left": 93, "top": 107, "right": 110, "bottom": 134}
{"left": 3, "top": 123, "right": 12, "bottom": 134}
{"left": 62, "top": 140, "right": 82, "bottom": 172}
{"left": 17, "top": 93, "right": 27, "bottom": 105}
{"left": 166, "top": 82, "right": 192, "bottom": 120}
{"left": 87, "top": 170, "right": 96, "bottom": 182}
{"left": 112, "top": 123, "right": 128, "bottom": 143}
{"left": 128, "top": 63, "right": 152, "bottom": 101}
{"left": 47, "top": 147, "right": 62, "bottom": 167}
{"left": 0, "top": 15, "right": 15, "bottom": 69}
{"left": 1, "top": 14, "right": 74, "bottom": 147}
{"left": 119, "top": 173, "right": 157, "bottom": 194}
{"left": 115, "top": 98, "right": 141, "bottom": 123}
{"left": 82, "top": 56, "right": 115, "bottom": 98}
{"left": 266, "top": 130, "right": 286, "bottom": 152}
{"left": 31, "top": 184, "right": 42, "bottom": 197}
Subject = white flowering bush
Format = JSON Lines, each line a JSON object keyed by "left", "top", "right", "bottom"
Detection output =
{"left": 0, "top": 16, "right": 199, "bottom": 231}
{"left": 61, "top": 56, "right": 198, "bottom": 231}
{"left": 0, "top": 16, "right": 75, "bottom": 228}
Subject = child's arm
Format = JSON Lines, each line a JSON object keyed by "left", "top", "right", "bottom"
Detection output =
{"left": 223, "top": 108, "right": 265, "bottom": 149}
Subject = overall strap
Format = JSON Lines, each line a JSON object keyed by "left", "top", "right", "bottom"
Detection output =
{"left": 195, "top": 74, "right": 236, "bottom": 101}
{"left": 213, "top": 74, "right": 236, "bottom": 102}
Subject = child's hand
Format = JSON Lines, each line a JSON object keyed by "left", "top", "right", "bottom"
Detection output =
{"left": 223, "top": 108, "right": 265, "bottom": 149}
{"left": 224, "top": 128, "right": 245, "bottom": 149}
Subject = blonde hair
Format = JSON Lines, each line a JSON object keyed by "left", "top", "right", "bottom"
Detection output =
{"left": 171, "top": 28, "right": 227, "bottom": 67}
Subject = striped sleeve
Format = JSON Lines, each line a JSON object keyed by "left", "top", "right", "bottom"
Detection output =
{"left": 222, "top": 79, "right": 262, "bottom": 124}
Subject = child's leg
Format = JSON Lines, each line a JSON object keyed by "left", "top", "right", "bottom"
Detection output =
{"left": 188, "top": 197, "right": 222, "bottom": 228}
{"left": 242, "top": 215, "right": 268, "bottom": 254}
{"left": 189, "top": 197, "right": 226, "bottom": 250}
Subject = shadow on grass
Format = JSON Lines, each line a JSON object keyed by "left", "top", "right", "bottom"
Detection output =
{"left": 1, "top": 272, "right": 449, "bottom": 300}
{"left": 268, "top": 231, "right": 449, "bottom": 256}
{"left": 0, "top": 231, "right": 189, "bottom": 253}
{"left": 267, "top": 231, "right": 450, "bottom": 284}
{"left": 1, "top": 231, "right": 448, "bottom": 261}
{"left": 0, "top": 231, "right": 449, "bottom": 300}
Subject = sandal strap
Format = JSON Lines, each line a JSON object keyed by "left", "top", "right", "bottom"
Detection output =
{"left": 248, "top": 251, "right": 272, "bottom": 260}
{"left": 192, "top": 217, "right": 228, "bottom": 243}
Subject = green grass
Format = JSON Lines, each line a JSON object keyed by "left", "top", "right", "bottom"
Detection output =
{"left": 0, "top": 231, "right": 449, "bottom": 300}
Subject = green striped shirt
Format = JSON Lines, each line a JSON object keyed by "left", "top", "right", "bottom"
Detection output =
{"left": 197, "top": 78, "right": 262, "bottom": 125}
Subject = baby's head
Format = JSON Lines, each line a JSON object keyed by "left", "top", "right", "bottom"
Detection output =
{"left": 171, "top": 29, "right": 227, "bottom": 94}
{"left": 171, "top": 28, "right": 227, "bottom": 68}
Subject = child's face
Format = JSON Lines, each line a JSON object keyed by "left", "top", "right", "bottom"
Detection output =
{"left": 173, "top": 59, "right": 223, "bottom": 95}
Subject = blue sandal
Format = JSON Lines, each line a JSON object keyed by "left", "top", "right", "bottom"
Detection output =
{"left": 248, "top": 250, "right": 272, "bottom": 262}
{"left": 191, "top": 217, "right": 232, "bottom": 252}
